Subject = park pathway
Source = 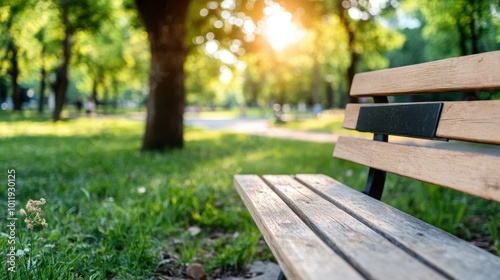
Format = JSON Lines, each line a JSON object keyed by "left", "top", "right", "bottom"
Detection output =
{"left": 183, "top": 116, "right": 500, "bottom": 156}
{"left": 184, "top": 117, "right": 339, "bottom": 143}
{"left": 123, "top": 114, "right": 500, "bottom": 156}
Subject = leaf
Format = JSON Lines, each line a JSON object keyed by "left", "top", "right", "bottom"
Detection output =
{"left": 80, "top": 187, "right": 91, "bottom": 200}
{"left": 186, "top": 263, "right": 206, "bottom": 280}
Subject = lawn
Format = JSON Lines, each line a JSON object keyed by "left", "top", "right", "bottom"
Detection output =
{"left": 271, "top": 110, "right": 367, "bottom": 137}
{"left": 1, "top": 113, "right": 498, "bottom": 279}
{"left": 184, "top": 107, "right": 272, "bottom": 119}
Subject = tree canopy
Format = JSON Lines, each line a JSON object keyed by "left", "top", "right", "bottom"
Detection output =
{"left": 1, "top": 0, "right": 499, "bottom": 150}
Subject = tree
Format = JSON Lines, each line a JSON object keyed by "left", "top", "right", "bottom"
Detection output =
{"left": 333, "top": 0, "right": 404, "bottom": 104}
{"left": 0, "top": 0, "right": 31, "bottom": 111}
{"left": 1, "top": 0, "right": 63, "bottom": 113}
{"left": 131, "top": 0, "right": 405, "bottom": 151}
{"left": 408, "top": 0, "right": 500, "bottom": 100}
{"left": 185, "top": 50, "right": 226, "bottom": 108}
{"left": 404, "top": 0, "right": 500, "bottom": 60}
{"left": 269, "top": 0, "right": 403, "bottom": 106}
{"left": 72, "top": 8, "right": 128, "bottom": 111}
{"left": 133, "top": 1, "right": 191, "bottom": 151}
{"left": 51, "top": 0, "right": 111, "bottom": 121}
{"left": 22, "top": 1, "right": 61, "bottom": 114}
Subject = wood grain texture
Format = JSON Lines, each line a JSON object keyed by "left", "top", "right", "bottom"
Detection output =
{"left": 263, "top": 175, "right": 445, "bottom": 280}
{"left": 350, "top": 51, "right": 500, "bottom": 97}
{"left": 295, "top": 174, "right": 500, "bottom": 280}
{"left": 436, "top": 100, "right": 500, "bottom": 144}
{"left": 234, "top": 175, "right": 363, "bottom": 280}
{"left": 342, "top": 104, "right": 361, "bottom": 129}
{"left": 333, "top": 137, "right": 500, "bottom": 202}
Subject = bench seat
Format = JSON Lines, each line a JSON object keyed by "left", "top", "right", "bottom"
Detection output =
{"left": 235, "top": 174, "right": 500, "bottom": 280}
{"left": 235, "top": 51, "right": 500, "bottom": 280}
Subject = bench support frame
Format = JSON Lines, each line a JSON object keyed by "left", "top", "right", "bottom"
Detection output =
{"left": 362, "top": 96, "right": 388, "bottom": 200}
{"left": 362, "top": 133, "right": 388, "bottom": 200}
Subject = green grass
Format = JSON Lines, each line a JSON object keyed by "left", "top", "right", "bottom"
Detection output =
{"left": 184, "top": 107, "right": 272, "bottom": 119}
{"left": 272, "top": 110, "right": 367, "bottom": 137}
{"left": 0, "top": 112, "right": 499, "bottom": 279}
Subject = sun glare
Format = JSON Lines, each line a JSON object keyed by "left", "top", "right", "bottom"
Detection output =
{"left": 264, "top": 4, "right": 299, "bottom": 51}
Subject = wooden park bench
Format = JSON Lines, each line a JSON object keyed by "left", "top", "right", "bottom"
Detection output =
{"left": 234, "top": 51, "right": 500, "bottom": 280}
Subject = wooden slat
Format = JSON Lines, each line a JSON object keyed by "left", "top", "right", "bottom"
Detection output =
{"left": 436, "top": 100, "right": 500, "bottom": 145}
{"left": 295, "top": 174, "right": 500, "bottom": 280}
{"left": 350, "top": 51, "right": 500, "bottom": 97}
{"left": 234, "top": 175, "right": 363, "bottom": 280}
{"left": 263, "top": 175, "right": 445, "bottom": 280}
{"left": 342, "top": 104, "right": 361, "bottom": 129}
{"left": 333, "top": 137, "right": 500, "bottom": 202}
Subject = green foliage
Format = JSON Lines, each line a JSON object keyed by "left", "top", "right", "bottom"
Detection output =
{"left": 2, "top": 0, "right": 500, "bottom": 113}
{"left": 0, "top": 0, "right": 149, "bottom": 110}
{"left": 58, "top": 0, "right": 112, "bottom": 33}
{"left": 185, "top": 49, "right": 231, "bottom": 107}
{"left": 9, "top": 0, "right": 62, "bottom": 84}
{"left": 407, "top": 0, "right": 500, "bottom": 59}
{"left": 386, "top": 27, "right": 426, "bottom": 67}
{"left": 71, "top": 0, "right": 149, "bottom": 103}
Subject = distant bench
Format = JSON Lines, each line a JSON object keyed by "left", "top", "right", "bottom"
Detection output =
{"left": 235, "top": 51, "right": 500, "bottom": 280}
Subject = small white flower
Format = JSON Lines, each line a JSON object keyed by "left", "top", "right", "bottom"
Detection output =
{"left": 22, "top": 198, "right": 48, "bottom": 230}
{"left": 137, "top": 187, "right": 146, "bottom": 194}
{"left": 16, "top": 250, "right": 25, "bottom": 257}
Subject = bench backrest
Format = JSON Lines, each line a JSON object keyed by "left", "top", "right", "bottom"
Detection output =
{"left": 334, "top": 51, "right": 500, "bottom": 202}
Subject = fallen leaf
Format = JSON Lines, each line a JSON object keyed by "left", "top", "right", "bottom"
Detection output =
{"left": 186, "top": 263, "right": 206, "bottom": 280}
{"left": 211, "top": 268, "right": 222, "bottom": 278}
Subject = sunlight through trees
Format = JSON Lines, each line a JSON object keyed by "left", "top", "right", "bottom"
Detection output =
{"left": 0, "top": 0, "right": 499, "bottom": 150}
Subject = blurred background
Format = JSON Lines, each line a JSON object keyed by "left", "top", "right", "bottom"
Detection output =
{"left": 1, "top": 0, "right": 499, "bottom": 118}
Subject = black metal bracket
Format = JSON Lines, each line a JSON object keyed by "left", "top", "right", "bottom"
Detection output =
{"left": 362, "top": 96, "right": 388, "bottom": 200}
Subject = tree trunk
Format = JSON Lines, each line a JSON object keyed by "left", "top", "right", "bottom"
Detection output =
{"left": 38, "top": 43, "right": 46, "bottom": 114}
{"left": 456, "top": 8, "right": 476, "bottom": 101}
{"left": 53, "top": 5, "right": 72, "bottom": 121}
{"left": 39, "top": 66, "right": 46, "bottom": 114}
{"left": 0, "top": 78, "right": 7, "bottom": 104}
{"left": 8, "top": 41, "right": 22, "bottom": 111}
{"left": 346, "top": 51, "right": 360, "bottom": 104}
{"left": 112, "top": 79, "right": 118, "bottom": 110}
{"left": 457, "top": 23, "right": 468, "bottom": 56}
{"left": 135, "top": 0, "right": 191, "bottom": 151}
{"left": 103, "top": 81, "right": 109, "bottom": 113}
{"left": 276, "top": 68, "right": 286, "bottom": 106}
{"left": 337, "top": 2, "right": 359, "bottom": 106}
{"left": 468, "top": 0, "right": 480, "bottom": 55}
{"left": 312, "top": 57, "right": 320, "bottom": 105}
{"left": 325, "top": 82, "right": 334, "bottom": 109}
{"left": 91, "top": 79, "right": 98, "bottom": 110}
{"left": 251, "top": 86, "right": 258, "bottom": 106}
